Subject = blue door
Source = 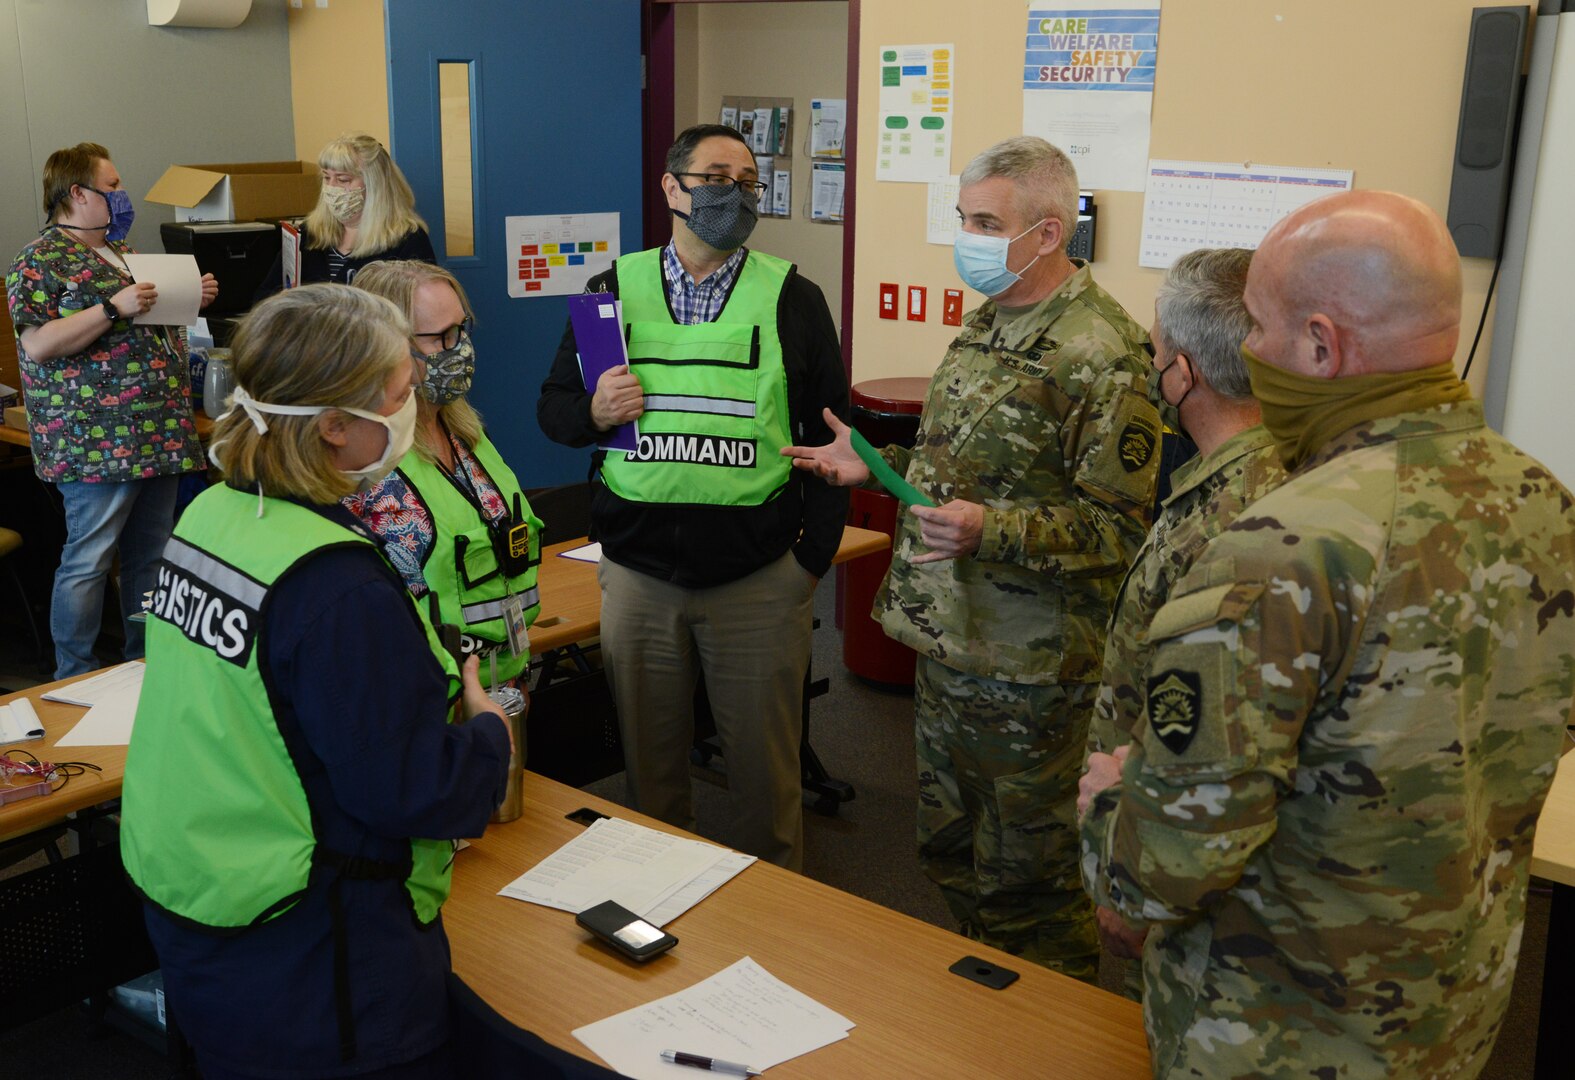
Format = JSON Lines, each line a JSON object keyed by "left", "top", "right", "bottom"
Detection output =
{"left": 386, "top": 0, "right": 644, "bottom": 486}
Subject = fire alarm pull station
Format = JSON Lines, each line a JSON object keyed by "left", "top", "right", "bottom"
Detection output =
{"left": 942, "top": 289, "right": 963, "bottom": 326}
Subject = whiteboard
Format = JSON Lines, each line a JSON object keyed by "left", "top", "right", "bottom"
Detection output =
{"left": 1491, "top": 10, "right": 1575, "bottom": 489}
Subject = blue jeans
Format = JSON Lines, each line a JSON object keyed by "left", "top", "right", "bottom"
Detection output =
{"left": 52, "top": 476, "right": 180, "bottom": 679}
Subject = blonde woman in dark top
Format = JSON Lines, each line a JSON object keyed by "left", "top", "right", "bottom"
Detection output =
{"left": 256, "top": 133, "right": 434, "bottom": 301}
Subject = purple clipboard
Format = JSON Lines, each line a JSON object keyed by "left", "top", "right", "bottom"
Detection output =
{"left": 567, "top": 293, "right": 638, "bottom": 453}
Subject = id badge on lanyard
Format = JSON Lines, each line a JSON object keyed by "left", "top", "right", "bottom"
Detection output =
{"left": 501, "top": 590, "right": 528, "bottom": 657}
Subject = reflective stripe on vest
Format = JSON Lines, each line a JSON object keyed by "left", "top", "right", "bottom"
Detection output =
{"left": 461, "top": 586, "right": 541, "bottom": 625}
{"left": 643, "top": 393, "right": 757, "bottom": 418}
{"left": 121, "top": 485, "right": 461, "bottom": 931}
{"left": 396, "top": 431, "right": 540, "bottom": 686}
{"left": 601, "top": 247, "right": 794, "bottom": 506}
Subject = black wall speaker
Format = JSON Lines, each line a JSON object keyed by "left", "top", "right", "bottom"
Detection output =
{"left": 1447, "top": 6, "right": 1529, "bottom": 258}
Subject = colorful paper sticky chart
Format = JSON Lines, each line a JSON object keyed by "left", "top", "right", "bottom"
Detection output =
{"left": 505, "top": 212, "right": 621, "bottom": 299}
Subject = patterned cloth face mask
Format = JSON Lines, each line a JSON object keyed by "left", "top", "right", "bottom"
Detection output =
{"left": 322, "top": 185, "right": 366, "bottom": 223}
{"left": 417, "top": 333, "right": 476, "bottom": 406}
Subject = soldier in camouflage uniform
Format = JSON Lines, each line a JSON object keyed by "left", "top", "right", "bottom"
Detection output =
{"left": 785, "top": 138, "right": 1160, "bottom": 981}
{"left": 1079, "top": 191, "right": 1575, "bottom": 1078}
{"left": 1085, "top": 247, "right": 1287, "bottom": 999}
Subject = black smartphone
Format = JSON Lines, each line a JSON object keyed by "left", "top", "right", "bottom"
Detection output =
{"left": 576, "top": 900, "right": 678, "bottom": 962}
{"left": 948, "top": 955, "right": 1019, "bottom": 990}
{"left": 565, "top": 807, "right": 609, "bottom": 827}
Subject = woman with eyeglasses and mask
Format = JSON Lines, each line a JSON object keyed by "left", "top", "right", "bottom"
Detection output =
{"left": 120, "top": 284, "right": 512, "bottom": 1080}
{"left": 348, "top": 260, "right": 543, "bottom": 692}
{"left": 255, "top": 133, "right": 435, "bottom": 302}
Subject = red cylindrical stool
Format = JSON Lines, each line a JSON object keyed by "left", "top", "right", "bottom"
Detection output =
{"left": 842, "top": 378, "right": 927, "bottom": 690}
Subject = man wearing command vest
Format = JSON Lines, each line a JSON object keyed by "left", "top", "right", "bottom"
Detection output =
{"left": 539, "top": 125, "right": 849, "bottom": 871}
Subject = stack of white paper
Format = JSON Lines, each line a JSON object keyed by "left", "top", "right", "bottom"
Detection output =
{"left": 498, "top": 816, "right": 755, "bottom": 926}
{"left": 45, "top": 662, "right": 145, "bottom": 747}
{"left": 574, "top": 957, "right": 854, "bottom": 1079}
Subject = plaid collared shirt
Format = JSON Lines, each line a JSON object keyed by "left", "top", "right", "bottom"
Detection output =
{"left": 660, "top": 239, "right": 746, "bottom": 325}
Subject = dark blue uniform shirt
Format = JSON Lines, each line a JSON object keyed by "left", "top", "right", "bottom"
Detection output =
{"left": 144, "top": 503, "right": 509, "bottom": 1079}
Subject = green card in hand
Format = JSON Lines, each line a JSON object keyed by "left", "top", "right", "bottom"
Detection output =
{"left": 849, "top": 429, "right": 937, "bottom": 507}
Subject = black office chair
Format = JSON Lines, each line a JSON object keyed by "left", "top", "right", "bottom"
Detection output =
{"left": 528, "top": 481, "right": 593, "bottom": 548}
{"left": 446, "top": 972, "right": 621, "bottom": 1079}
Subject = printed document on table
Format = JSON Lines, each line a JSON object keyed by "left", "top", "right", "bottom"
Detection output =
{"left": 47, "top": 661, "right": 145, "bottom": 747}
{"left": 498, "top": 816, "right": 750, "bottom": 924}
{"left": 557, "top": 542, "right": 602, "bottom": 563}
{"left": 573, "top": 957, "right": 854, "bottom": 1080}
{"left": 43, "top": 662, "right": 145, "bottom": 707}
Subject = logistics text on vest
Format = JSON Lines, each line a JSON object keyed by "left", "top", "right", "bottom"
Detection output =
{"left": 624, "top": 433, "right": 757, "bottom": 467}
{"left": 150, "top": 561, "right": 260, "bottom": 666}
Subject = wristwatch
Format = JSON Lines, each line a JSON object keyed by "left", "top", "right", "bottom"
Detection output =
{"left": 98, "top": 298, "right": 117, "bottom": 323}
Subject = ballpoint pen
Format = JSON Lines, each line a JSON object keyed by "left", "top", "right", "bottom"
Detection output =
{"left": 660, "top": 1049, "right": 763, "bottom": 1077}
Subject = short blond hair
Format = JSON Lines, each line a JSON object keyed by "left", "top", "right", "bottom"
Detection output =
{"left": 210, "top": 284, "right": 410, "bottom": 504}
{"left": 351, "top": 260, "right": 484, "bottom": 456}
{"left": 306, "top": 133, "right": 427, "bottom": 257}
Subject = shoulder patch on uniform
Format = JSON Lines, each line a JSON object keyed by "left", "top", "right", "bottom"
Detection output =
{"left": 1119, "top": 416, "right": 1159, "bottom": 473}
{"left": 1147, "top": 668, "right": 1202, "bottom": 754}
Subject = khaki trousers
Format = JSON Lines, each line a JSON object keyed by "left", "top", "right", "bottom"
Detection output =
{"left": 597, "top": 551, "right": 813, "bottom": 870}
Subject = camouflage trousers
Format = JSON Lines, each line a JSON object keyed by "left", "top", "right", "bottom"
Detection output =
{"left": 914, "top": 656, "right": 1099, "bottom": 983}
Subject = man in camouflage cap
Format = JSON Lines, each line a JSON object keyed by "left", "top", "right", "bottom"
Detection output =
{"left": 1085, "top": 247, "right": 1286, "bottom": 995}
{"left": 1079, "top": 190, "right": 1575, "bottom": 1076}
{"left": 785, "top": 137, "right": 1161, "bottom": 981}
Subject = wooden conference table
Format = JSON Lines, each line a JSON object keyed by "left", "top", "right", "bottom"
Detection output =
{"left": 527, "top": 526, "right": 890, "bottom": 653}
{"left": 1, "top": 677, "right": 1150, "bottom": 1076}
{"left": 5, "top": 674, "right": 1572, "bottom": 1075}
{"left": 0, "top": 413, "right": 214, "bottom": 450}
{"left": 1, "top": 525, "right": 891, "bottom": 842}
{"left": 447, "top": 772, "right": 1150, "bottom": 1078}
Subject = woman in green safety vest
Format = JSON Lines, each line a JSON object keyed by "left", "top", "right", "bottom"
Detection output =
{"left": 120, "top": 283, "right": 513, "bottom": 1079}
{"left": 347, "top": 260, "right": 543, "bottom": 690}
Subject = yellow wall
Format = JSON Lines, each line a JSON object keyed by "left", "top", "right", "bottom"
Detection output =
{"left": 285, "top": 1, "right": 1507, "bottom": 394}
{"left": 851, "top": 0, "right": 1504, "bottom": 392}
{"left": 677, "top": 2, "right": 851, "bottom": 335}
{"left": 288, "top": 0, "right": 389, "bottom": 160}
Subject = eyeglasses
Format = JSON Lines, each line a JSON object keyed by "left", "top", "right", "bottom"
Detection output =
{"left": 413, "top": 320, "right": 472, "bottom": 351}
{"left": 675, "top": 172, "right": 769, "bottom": 197}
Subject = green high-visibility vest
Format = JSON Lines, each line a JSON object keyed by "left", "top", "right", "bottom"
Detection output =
{"left": 601, "top": 247, "right": 794, "bottom": 506}
{"left": 121, "top": 484, "right": 463, "bottom": 930}
{"left": 395, "top": 430, "right": 541, "bottom": 687}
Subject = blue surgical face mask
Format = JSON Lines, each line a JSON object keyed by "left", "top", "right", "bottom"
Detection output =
{"left": 93, "top": 188, "right": 136, "bottom": 243}
{"left": 952, "top": 218, "right": 1047, "bottom": 297}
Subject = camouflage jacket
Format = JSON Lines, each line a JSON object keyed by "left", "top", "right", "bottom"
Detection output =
{"left": 874, "top": 262, "right": 1160, "bottom": 685}
{"left": 1080, "top": 400, "right": 1575, "bottom": 1078}
{"left": 1087, "top": 424, "right": 1285, "bottom": 753}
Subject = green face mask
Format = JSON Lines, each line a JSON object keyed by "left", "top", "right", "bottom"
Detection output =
{"left": 1241, "top": 345, "right": 1471, "bottom": 471}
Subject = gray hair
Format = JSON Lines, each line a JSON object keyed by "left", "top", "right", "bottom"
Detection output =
{"left": 1155, "top": 248, "right": 1255, "bottom": 399}
{"left": 959, "top": 137, "right": 1079, "bottom": 246}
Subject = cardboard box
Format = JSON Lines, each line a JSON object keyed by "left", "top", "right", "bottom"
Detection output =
{"left": 146, "top": 161, "right": 320, "bottom": 223}
{"left": 4, "top": 405, "right": 26, "bottom": 432}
